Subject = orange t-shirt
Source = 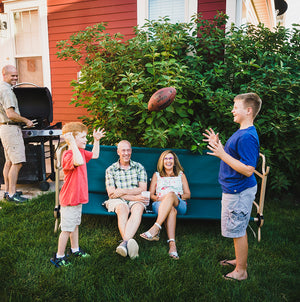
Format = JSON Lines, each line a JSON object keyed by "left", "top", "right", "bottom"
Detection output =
{"left": 59, "top": 148, "right": 93, "bottom": 207}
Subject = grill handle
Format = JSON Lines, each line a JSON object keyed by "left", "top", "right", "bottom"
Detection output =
{"left": 13, "top": 82, "right": 41, "bottom": 88}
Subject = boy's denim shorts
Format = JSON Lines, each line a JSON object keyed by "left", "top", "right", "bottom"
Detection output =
{"left": 221, "top": 185, "right": 257, "bottom": 238}
{"left": 152, "top": 196, "right": 187, "bottom": 215}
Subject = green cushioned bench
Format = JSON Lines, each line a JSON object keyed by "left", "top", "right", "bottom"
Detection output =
{"left": 83, "top": 145, "right": 223, "bottom": 220}
{"left": 54, "top": 144, "right": 269, "bottom": 241}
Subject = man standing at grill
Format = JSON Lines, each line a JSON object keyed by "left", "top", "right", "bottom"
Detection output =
{"left": 0, "top": 65, "right": 34, "bottom": 202}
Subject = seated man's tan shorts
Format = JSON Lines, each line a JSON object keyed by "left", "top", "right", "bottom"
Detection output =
{"left": 60, "top": 204, "right": 82, "bottom": 232}
{"left": 0, "top": 125, "right": 26, "bottom": 164}
{"left": 104, "top": 198, "right": 146, "bottom": 213}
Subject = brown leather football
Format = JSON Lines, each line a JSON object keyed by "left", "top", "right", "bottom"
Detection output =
{"left": 148, "top": 87, "right": 176, "bottom": 111}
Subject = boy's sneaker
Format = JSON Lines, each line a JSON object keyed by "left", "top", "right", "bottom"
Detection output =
{"left": 50, "top": 254, "right": 71, "bottom": 268}
{"left": 127, "top": 238, "right": 139, "bottom": 259}
{"left": 116, "top": 241, "right": 127, "bottom": 257}
{"left": 70, "top": 247, "right": 90, "bottom": 258}
{"left": 7, "top": 193, "right": 28, "bottom": 203}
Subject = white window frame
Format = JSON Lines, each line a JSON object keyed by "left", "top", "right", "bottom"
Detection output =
{"left": 226, "top": 0, "right": 276, "bottom": 30}
{"left": 137, "top": 0, "right": 198, "bottom": 27}
{"left": 226, "top": 0, "right": 239, "bottom": 28}
{"left": 3, "top": 0, "right": 51, "bottom": 90}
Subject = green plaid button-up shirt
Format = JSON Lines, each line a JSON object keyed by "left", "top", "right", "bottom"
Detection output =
{"left": 105, "top": 160, "right": 147, "bottom": 191}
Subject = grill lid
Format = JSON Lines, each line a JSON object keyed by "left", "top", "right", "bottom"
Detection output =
{"left": 13, "top": 86, "right": 53, "bottom": 128}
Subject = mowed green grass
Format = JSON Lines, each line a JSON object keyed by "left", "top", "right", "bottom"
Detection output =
{"left": 0, "top": 193, "right": 299, "bottom": 302}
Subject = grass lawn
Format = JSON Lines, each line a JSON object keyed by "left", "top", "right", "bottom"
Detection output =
{"left": 0, "top": 193, "right": 299, "bottom": 302}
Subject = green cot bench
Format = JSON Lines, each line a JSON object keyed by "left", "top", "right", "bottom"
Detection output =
{"left": 54, "top": 144, "right": 269, "bottom": 241}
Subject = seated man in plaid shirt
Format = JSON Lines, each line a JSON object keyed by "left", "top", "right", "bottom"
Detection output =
{"left": 105, "top": 140, "right": 148, "bottom": 260}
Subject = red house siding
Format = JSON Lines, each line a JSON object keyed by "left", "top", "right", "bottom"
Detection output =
{"left": 48, "top": 0, "right": 226, "bottom": 124}
{"left": 198, "top": 0, "right": 226, "bottom": 19}
{"left": 48, "top": 0, "right": 137, "bottom": 124}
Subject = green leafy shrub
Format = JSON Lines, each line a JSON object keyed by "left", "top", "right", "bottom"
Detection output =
{"left": 56, "top": 14, "right": 300, "bottom": 197}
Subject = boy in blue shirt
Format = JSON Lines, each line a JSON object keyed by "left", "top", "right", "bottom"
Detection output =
{"left": 203, "top": 92, "right": 262, "bottom": 281}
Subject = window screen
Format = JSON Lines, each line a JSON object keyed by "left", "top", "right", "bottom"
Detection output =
{"left": 14, "top": 10, "right": 41, "bottom": 56}
{"left": 149, "top": 0, "right": 185, "bottom": 23}
{"left": 14, "top": 10, "right": 43, "bottom": 86}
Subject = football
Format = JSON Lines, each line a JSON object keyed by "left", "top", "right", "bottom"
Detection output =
{"left": 148, "top": 87, "right": 176, "bottom": 112}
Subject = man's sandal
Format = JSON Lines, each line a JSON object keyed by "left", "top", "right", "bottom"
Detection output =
{"left": 140, "top": 222, "right": 161, "bottom": 241}
{"left": 167, "top": 239, "right": 179, "bottom": 260}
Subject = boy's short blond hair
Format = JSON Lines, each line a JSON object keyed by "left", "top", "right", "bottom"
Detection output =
{"left": 234, "top": 92, "right": 262, "bottom": 119}
{"left": 62, "top": 122, "right": 88, "bottom": 137}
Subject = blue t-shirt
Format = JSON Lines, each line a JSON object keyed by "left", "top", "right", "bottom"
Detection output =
{"left": 219, "top": 126, "right": 259, "bottom": 194}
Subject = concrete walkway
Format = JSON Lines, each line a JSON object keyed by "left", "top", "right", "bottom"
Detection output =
{"left": 0, "top": 181, "right": 56, "bottom": 200}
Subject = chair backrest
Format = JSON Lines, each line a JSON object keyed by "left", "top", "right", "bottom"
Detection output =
{"left": 86, "top": 145, "right": 222, "bottom": 199}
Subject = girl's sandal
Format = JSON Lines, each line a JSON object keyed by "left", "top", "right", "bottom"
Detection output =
{"left": 167, "top": 239, "right": 179, "bottom": 260}
{"left": 140, "top": 222, "right": 161, "bottom": 241}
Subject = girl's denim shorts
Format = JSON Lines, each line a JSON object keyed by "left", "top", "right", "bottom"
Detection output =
{"left": 152, "top": 196, "right": 187, "bottom": 215}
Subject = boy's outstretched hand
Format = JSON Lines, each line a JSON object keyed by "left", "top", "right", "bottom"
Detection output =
{"left": 202, "top": 128, "right": 219, "bottom": 145}
{"left": 93, "top": 128, "right": 106, "bottom": 141}
{"left": 203, "top": 128, "right": 225, "bottom": 158}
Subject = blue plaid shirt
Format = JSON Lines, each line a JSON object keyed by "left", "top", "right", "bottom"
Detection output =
{"left": 105, "top": 160, "right": 147, "bottom": 190}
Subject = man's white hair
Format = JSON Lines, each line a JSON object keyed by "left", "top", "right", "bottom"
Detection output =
{"left": 117, "top": 140, "right": 131, "bottom": 150}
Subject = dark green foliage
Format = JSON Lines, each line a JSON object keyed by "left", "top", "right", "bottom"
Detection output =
{"left": 56, "top": 14, "right": 300, "bottom": 197}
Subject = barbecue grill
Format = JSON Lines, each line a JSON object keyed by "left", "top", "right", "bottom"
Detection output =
{"left": 0, "top": 83, "right": 62, "bottom": 191}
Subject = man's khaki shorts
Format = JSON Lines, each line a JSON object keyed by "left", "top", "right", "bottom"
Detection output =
{"left": 0, "top": 125, "right": 26, "bottom": 164}
{"left": 60, "top": 204, "right": 82, "bottom": 232}
{"left": 103, "top": 198, "right": 146, "bottom": 213}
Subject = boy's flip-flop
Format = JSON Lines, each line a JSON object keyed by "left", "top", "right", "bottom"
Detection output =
{"left": 222, "top": 274, "right": 241, "bottom": 281}
{"left": 222, "top": 273, "right": 248, "bottom": 281}
{"left": 219, "top": 259, "right": 235, "bottom": 267}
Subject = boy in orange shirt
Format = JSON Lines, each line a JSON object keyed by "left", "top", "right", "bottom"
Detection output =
{"left": 50, "top": 122, "right": 105, "bottom": 267}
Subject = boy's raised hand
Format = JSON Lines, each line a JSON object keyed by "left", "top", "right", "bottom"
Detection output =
{"left": 203, "top": 128, "right": 219, "bottom": 145}
{"left": 63, "top": 132, "right": 75, "bottom": 145}
{"left": 93, "top": 128, "right": 106, "bottom": 141}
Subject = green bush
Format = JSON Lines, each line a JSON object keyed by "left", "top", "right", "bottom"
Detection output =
{"left": 56, "top": 13, "right": 300, "bottom": 197}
